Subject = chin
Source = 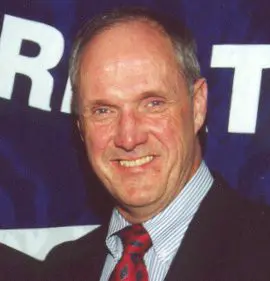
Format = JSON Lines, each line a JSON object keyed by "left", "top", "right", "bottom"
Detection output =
{"left": 119, "top": 191, "right": 158, "bottom": 208}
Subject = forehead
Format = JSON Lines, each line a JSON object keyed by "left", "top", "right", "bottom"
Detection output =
{"left": 76, "top": 20, "right": 187, "bottom": 106}
{"left": 79, "top": 20, "right": 179, "bottom": 75}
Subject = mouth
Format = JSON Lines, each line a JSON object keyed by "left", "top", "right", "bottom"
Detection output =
{"left": 118, "top": 155, "right": 154, "bottom": 168}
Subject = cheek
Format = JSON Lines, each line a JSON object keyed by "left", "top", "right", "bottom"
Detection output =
{"left": 83, "top": 122, "right": 114, "bottom": 156}
{"left": 146, "top": 108, "right": 194, "bottom": 157}
{"left": 145, "top": 112, "right": 183, "bottom": 145}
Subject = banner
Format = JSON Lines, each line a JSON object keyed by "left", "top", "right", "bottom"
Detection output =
{"left": 0, "top": 0, "right": 270, "bottom": 259}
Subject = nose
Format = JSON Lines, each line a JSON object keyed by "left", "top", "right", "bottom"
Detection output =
{"left": 114, "top": 111, "right": 148, "bottom": 151}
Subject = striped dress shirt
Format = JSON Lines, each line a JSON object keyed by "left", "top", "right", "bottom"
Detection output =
{"left": 100, "top": 161, "right": 213, "bottom": 281}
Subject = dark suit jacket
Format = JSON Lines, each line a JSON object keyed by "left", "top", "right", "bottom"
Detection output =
{"left": 44, "top": 177, "right": 270, "bottom": 281}
{"left": 0, "top": 243, "right": 42, "bottom": 281}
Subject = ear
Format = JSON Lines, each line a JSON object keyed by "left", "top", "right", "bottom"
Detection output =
{"left": 192, "top": 78, "right": 208, "bottom": 134}
{"left": 77, "top": 119, "right": 85, "bottom": 142}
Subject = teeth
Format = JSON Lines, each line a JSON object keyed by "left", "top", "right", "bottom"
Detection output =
{"left": 119, "top": 156, "right": 153, "bottom": 167}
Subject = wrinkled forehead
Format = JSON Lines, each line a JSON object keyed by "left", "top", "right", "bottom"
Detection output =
{"left": 78, "top": 20, "right": 179, "bottom": 79}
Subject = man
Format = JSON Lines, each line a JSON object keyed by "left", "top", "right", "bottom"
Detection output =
{"left": 45, "top": 7, "right": 270, "bottom": 281}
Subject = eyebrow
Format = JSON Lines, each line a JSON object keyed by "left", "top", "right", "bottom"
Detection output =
{"left": 138, "top": 91, "right": 167, "bottom": 101}
{"left": 79, "top": 90, "right": 169, "bottom": 112}
{"left": 85, "top": 91, "right": 166, "bottom": 104}
{"left": 82, "top": 99, "right": 115, "bottom": 109}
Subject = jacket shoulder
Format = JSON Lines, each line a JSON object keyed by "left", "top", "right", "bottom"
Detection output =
{"left": 44, "top": 224, "right": 108, "bottom": 280}
{"left": 45, "top": 224, "right": 107, "bottom": 261}
{"left": 211, "top": 173, "right": 270, "bottom": 224}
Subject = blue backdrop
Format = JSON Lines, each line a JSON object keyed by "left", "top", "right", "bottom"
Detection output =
{"left": 1, "top": 0, "right": 270, "bottom": 232}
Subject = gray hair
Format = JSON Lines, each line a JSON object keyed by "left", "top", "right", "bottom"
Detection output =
{"left": 69, "top": 7, "right": 201, "bottom": 113}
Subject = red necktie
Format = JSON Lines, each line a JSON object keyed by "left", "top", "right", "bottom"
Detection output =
{"left": 109, "top": 224, "right": 152, "bottom": 281}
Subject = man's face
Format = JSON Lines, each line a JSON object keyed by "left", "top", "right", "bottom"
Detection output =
{"left": 77, "top": 21, "right": 207, "bottom": 222}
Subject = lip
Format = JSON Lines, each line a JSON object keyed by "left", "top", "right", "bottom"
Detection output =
{"left": 112, "top": 153, "right": 157, "bottom": 161}
{"left": 111, "top": 155, "right": 158, "bottom": 171}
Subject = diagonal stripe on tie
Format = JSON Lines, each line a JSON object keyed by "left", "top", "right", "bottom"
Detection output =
{"left": 109, "top": 224, "right": 152, "bottom": 281}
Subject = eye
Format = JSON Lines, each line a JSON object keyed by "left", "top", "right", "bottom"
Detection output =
{"left": 147, "top": 100, "right": 165, "bottom": 107}
{"left": 93, "top": 107, "right": 110, "bottom": 115}
{"left": 144, "top": 99, "right": 166, "bottom": 113}
{"left": 89, "top": 105, "right": 117, "bottom": 121}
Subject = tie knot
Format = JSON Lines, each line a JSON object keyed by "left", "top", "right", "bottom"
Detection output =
{"left": 119, "top": 224, "right": 152, "bottom": 256}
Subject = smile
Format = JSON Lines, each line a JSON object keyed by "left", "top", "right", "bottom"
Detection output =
{"left": 119, "top": 156, "right": 154, "bottom": 167}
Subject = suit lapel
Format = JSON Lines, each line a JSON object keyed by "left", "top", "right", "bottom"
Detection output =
{"left": 72, "top": 224, "right": 108, "bottom": 280}
{"left": 164, "top": 178, "right": 237, "bottom": 281}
